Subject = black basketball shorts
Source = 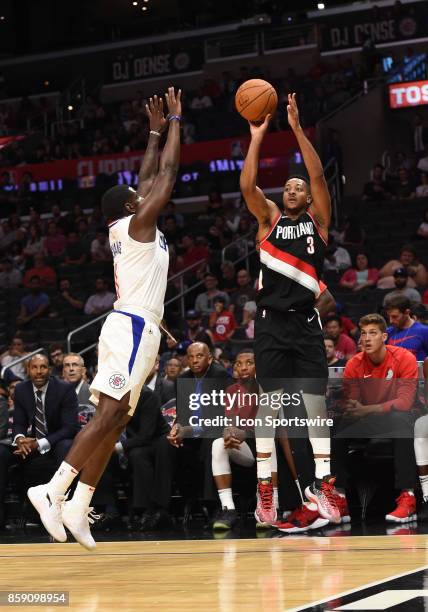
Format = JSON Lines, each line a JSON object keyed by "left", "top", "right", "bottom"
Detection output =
{"left": 254, "top": 306, "right": 328, "bottom": 394}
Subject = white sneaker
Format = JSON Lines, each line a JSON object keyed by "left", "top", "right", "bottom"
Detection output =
{"left": 62, "top": 502, "right": 99, "bottom": 551}
{"left": 27, "top": 484, "right": 67, "bottom": 543}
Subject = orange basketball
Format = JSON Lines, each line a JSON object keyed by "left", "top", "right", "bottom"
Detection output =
{"left": 235, "top": 79, "right": 278, "bottom": 123}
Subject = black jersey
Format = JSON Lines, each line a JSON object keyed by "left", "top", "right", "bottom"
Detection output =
{"left": 258, "top": 208, "right": 326, "bottom": 312}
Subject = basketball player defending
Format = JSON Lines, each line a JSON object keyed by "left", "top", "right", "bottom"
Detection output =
{"left": 27, "top": 88, "right": 181, "bottom": 549}
{"left": 240, "top": 93, "right": 340, "bottom": 527}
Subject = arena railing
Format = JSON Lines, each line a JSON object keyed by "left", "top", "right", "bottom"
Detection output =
{"left": 0, "top": 347, "right": 45, "bottom": 379}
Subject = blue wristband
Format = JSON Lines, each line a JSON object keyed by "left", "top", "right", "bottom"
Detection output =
{"left": 168, "top": 115, "right": 181, "bottom": 122}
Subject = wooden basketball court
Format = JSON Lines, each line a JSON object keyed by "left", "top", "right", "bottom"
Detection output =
{"left": 0, "top": 535, "right": 427, "bottom": 611}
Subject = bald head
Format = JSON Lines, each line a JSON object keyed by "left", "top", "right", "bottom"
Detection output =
{"left": 187, "top": 342, "right": 212, "bottom": 377}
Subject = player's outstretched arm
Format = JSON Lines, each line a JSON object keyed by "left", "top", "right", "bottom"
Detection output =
{"left": 137, "top": 95, "right": 167, "bottom": 198}
{"left": 130, "top": 87, "right": 181, "bottom": 242}
{"left": 287, "top": 93, "right": 331, "bottom": 234}
{"left": 240, "top": 115, "right": 278, "bottom": 230}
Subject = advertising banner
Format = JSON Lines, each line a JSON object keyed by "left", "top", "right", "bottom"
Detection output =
{"left": 389, "top": 80, "right": 428, "bottom": 108}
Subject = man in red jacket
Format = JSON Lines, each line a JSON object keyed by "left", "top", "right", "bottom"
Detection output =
{"left": 330, "top": 313, "right": 418, "bottom": 524}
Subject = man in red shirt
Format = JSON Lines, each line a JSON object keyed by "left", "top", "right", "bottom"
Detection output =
{"left": 331, "top": 313, "right": 418, "bottom": 524}
{"left": 323, "top": 314, "right": 357, "bottom": 361}
{"left": 208, "top": 297, "right": 237, "bottom": 346}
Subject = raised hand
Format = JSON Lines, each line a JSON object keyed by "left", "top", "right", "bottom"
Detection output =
{"left": 165, "top": 87, "right": 182, "bottom": 118}
{"left": 287, "top": 92, "right": 301, "bottom": 132}
{"left": 145, "top": 95, "right": 167, "bottom": 134}
{"left": 248, "top": 113, "right": 272, "bottom": 140}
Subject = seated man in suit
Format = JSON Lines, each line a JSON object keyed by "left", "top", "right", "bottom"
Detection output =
{"left": 0, "top": 354, "right": 79, "bottom": 528}
{"left": 168, "top": 342, "right": 232, "bottom": 516}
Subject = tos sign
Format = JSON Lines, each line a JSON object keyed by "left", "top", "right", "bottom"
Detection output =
{"left": 389, "top": 80, "right": 428, "bottom": 108}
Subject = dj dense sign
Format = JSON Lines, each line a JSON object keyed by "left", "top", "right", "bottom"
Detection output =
{"left": 389, "top": 80, "right": 428, "bottom": 108}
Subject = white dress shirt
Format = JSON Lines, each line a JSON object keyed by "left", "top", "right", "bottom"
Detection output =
{"left": 13, "top": 381, "right": 51, "bottom": 454}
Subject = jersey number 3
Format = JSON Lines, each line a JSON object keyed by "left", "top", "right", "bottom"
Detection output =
{"left": 306, "top": 236, "right": 314, "bottom": 254}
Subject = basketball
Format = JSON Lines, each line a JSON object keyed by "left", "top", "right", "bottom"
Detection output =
{"left": 235, "top": 78, "right": 278, "bottom": 123}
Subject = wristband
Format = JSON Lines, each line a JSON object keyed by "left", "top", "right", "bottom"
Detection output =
{"left": 149, "top": 130, "right": 161, "bottom": 137}
{"left": 168, "top": 115, "right": 181, "bottom": 122}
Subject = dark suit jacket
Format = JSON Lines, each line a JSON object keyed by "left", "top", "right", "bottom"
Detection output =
{"left": 13, "top": 376, "right": 80, "bottom": 448}
{"left": 154, "top": 375, "right": 175, "bottom": 406}
{"left": 123, "top": 386, "right": 169, "bottom": 451}
{"left": 177, "top": 362, "right": 232, "bottom": 436}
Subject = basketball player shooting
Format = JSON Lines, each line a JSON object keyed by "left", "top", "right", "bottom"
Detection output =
{"left": 240, "top": 93, "right": 340, "bottom": 527}
{"left": 27, "top": 88, "right": 182, "bottom": 549}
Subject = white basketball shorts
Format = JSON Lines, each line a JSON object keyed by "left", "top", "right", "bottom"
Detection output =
{"left": 90, "top": 309, "right": 161, "bottom": 415}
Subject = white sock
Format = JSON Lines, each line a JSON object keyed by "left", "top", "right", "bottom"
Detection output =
{"left": 218, "top": 488, "right": 235, "bottom": 510}
{"left": 70, "top": 481, "right": 95, "bottom": 510}
{"left": 256, "top": 457, "right": 271, "bottom": 480}
{"left": 314, "top": 457, "right": 331, "bottom": 480}
{"left": 420, "top": 475, "right": 428, "bottom": 501}
{"left": 273, "top": 486, "right": 279, "bottom": 509}
{"left": 48, "top": 461, "right": 78, "bottom": 497}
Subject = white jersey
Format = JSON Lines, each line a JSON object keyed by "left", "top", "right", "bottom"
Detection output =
{"left": 108, "top": 215, "right": 169, "bottom": 322}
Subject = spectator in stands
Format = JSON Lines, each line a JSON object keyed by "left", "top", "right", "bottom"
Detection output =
{"left": 56, "top": 278, "right": 84, "bottom": 312}
{"left": 125, "top": 386, "right": 173, "bottom": 531}
{"left": 234, "top": 300, "right": 256, "bottom": 341}
{"left": 324, "top": 235, "right": 352, "bottom": 272}
{"left": 48, "top": 344, "right": 65, "bottom": 378}
{"left": 179, "top": 233, "right": 209, "bottom": 271}
{"left": 417, "top": 146, "right": 428, "bottom": 173}
{"left": 23, "top": 226, "right": 44, "bottom": 261}
{"left": 338, "top": 216, "right": 366, "bottom": 248}
{"left": 378, "top": 244, "right": 428, "bottom": 288}
{"left": 383, "top": 268, "right": 422, "bottom": 308}
{"left": 324, "top": 336, "right": 347, "bottom": 368}
{"left": 230, "top": 269, "right": 257, "bottom": 323}
{"left": 84, "top": 278, "right": 115, "bottom": 316}
{"left": 0, "top": 257, "right": 22, "bottom": 288}
{"left": 0, "top": 381, "right": 8, "bottom": 442}
{"left": 394, "top": 168, "right": 416, "bottom": 199}
{"left": 323, "top": 315, "right": 357, "bottom": 361}
{"left": 416, "top": 174, "right": 428, "bottom": 199}
{"left": 220, "top": 261, "right": 237, "bottom": 295}
{"left": 208, "top": 297, "right": 237, "bottom": 347}
{"left": 416, "top": 209, "right": 428, "bottom": 238}
{"left": 90, "top": 229, "right": 112, "bottom": 263}
{"left": 16, "top": 276, "right": 50, "bottom": 327}
{"left": 362, "top": 164, "right": 392, "bottom": 201}
{"left": 165, "top": 357, "right": 182, "bottom": 384}
{"left": 50, "top": 204, "right": 69, "bottom": 235}
{"left": 339, "top": 252, "right": 378, "bottom": 292}
{"left": 386, "top": 296, "right": 428, "bottom": 361}
{"left": 163, "top": 217, "right": 183, "bottom": 247}
{"left": 413, "top": 114, "right": 428, "bottom": 158}
{"left": 0, "top": 338, "right": 29, "bottom": 382}
{"left": 63, "top": 231, "right": 86, "bottom": 267}
{"left": 195, "top": 272, "right": 229, "bottom": 318}
{"left": 43, "top": 221, "right": 66, "bottom": 262}
{"left": 0, "top": 354, "right": 79, "bottom": 529}
{"left": 412, "top": 304, "right": 428, "bottom": 325}
{"left": 160, "top": 201, "right": 184, "bottom": 228}
{"left": 184, "top": 310, "right": 212, "bottom": 347}
{"left": 331, "top": 314, "right": 418, "bottom": 524}
{"left": 190, "top": 87, "right": 213, "bottom": 109}
{"left": 77, "top": 219, "right": 92, "bottom": 256}
{"left": 62, "top": 353, "right": 93, "bottom": 426}
{"left": 145, "top": 355, "right": 175, "bottom": 406}
{"left": 23, "top": 254, "right": 56, "bottom": 288}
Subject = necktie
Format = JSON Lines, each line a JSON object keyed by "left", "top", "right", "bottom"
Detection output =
{"left": 35, "top": 390, "right": 47, "bottom": 439}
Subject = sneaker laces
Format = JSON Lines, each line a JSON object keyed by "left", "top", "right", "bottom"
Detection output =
{"left": 86, "top": 507, "right": 101, "bottom": 525}
{"left": 258, "top": 482, "right": 273, "bottom": 511}
{"left": 320, "top": 479, "right": 338, "bottom": 510}
{"left": 395, "top": 491, "right": 414, "bottom": 507}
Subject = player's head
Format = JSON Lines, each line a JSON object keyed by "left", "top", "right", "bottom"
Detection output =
{"left": 283, "top": 175, "right": 311, "bottom": 213}
{"left": 385, "top": 295, "right": 412, "bottom": 329}
{"left": 101, "top": 185, "right": 142, "bottom": 223}
{"left": 359, "top": 313, "right": 387, "bottom": 356}
{"left": 234, "top": 349, "right": 255, "bottom": 380}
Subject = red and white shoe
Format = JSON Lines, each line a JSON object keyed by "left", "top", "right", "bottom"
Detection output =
{"left": 275, "top": 503, "right": 329, "bottom": 533}
{"left": 332, "top": 492, "right": 351, "bottom": 524}
{"left": 305, "top": 476, "right": 341, "bottom": 524}
{"left": 385, "top": 491, "right": 417, "bottom": 523}
{"left": 254, "top": 480, "right": 277, "bottom": 528}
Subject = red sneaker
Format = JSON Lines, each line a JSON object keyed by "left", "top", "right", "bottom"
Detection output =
{"left": 385, "top": 491, "right": 416, "bottom": 523}
{"left": 255, "top": 480, "right": 277, "bottom": 527}
{"left": 332, "top": 493, "right": 351, "bottom": 524}
{"left": 305, "top": 476, "right": 341, "bottom": 524}
{"left": 275, "top": 503, "right": 329, "bottom": 533}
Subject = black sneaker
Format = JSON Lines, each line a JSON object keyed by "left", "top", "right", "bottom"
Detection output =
{"left": 418, "top": 500, "right": 428, "bottom": 522}
{"left": 213, "top": 508, "right": 238, "bottom": 531}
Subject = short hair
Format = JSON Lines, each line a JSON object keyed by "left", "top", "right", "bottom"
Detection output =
{"left": 400, "top": 243, "right": 416, "bottom": 256}
{"left": 385, "top": 295, "right": 411, "bottom": 313}
{"left": 235, "top": 348, "right": 255, "bottom": 359}
{"left": 49, "top": 342, "right": 64, "bottom": 355}
{"left": 63, "top": 352, "right": 85, "bottom": 366}
{"left": 359, "top": 313, "right": 387, "bottom": 332}
{"left": 286, "top": 174, "right": 310, "bottom": 190}
{"left": 323, "top": 333, "right": 336, "bottom": 342}
{"left": 324, "top": 314, "right": 342, "bottom": 326}
{"left": 101, "top": 185, "right": 135, "bottom": 222}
